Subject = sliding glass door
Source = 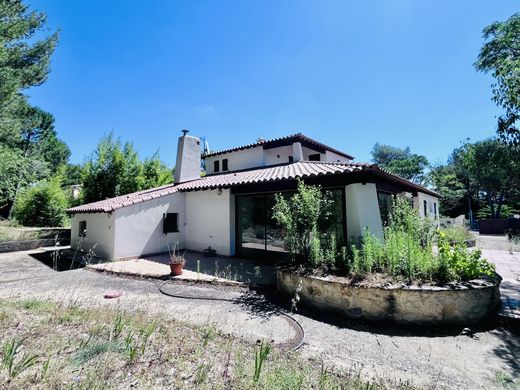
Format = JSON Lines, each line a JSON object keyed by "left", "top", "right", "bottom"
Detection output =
{"left": 236, "top": 189, "right": 345, "bottom": 260}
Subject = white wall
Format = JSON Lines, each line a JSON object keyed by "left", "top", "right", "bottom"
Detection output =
{"left": 185, "top": 189, "right": 234, "bottom": 256}
{"left": 345, "top": 183, "right": 384, "bottom": 242}
{"left": 325, "top": 150, "right": 352, "bottom": 163}
{"left": 205, "top": 146, "right": 264, "bottom": 174}
{"left": 70, "top": 212, "right": 115, "bottom": 259}
{"left": 263, "top": 145, "right": 293, "bottom": 165}
{"left": 113, "top": 193, "right": 186, "bottom": 259}
{"left": 413, "top": 192, "right": 439, "bottom": 218}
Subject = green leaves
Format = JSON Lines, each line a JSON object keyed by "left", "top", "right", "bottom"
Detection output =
{"left": 371, "top": 143, "right": 429, "bottom": 184}
{"left": 81, "top": 133, "right": 172, "bottom": 204}
{"left": 475, "top": 13, "right": 520, "bottom": 144}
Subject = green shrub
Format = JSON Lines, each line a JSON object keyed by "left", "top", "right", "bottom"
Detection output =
{"left": 348, "top": 198, "right": 495, "bottom": 284}
{"left": 273, "top": 180, "right": 333, "bottom": 266}
{"left": 12, "top": 178, "right": 68, "bottom": 227}
{"left": 440, "top": 225, "right": 474, "bottom": 245}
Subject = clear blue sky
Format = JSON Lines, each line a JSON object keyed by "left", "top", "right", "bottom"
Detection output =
{"left": 27, "top": 0, "right": 518, "bottom": 167}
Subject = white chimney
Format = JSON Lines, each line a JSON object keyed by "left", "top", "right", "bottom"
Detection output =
{"left": 292, "top": 142, "right": 304, "bottom": 162}
{"left": 174, "top": 130, "right": 201, "bottom": 184}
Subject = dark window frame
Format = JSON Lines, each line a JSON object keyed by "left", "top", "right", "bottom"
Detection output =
{"left": 222, "top": 158, "right": 228, "bottom": 171}
{"left": 163, "top": 213, "right": 179, "bottom": 233}
{"left": 309, "top": 153, "right": 321, "bottom": 161}
{"left": 213, "top": 160, "right": 220, "bottom": 173}
{"left": 423, "top": 200, "right": 428, "bottom": 217}
{"left": 79, "top": 220, "right": 87, "bottom": 237}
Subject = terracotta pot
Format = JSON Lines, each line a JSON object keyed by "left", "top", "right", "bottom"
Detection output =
{"left": 170, "top": 263, "right": 184, "bottom": 276}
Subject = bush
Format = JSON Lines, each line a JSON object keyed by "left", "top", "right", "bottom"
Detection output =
{"left": 272, "top": 180, "right": 333, "bottom": 266}
{"left": 440, "top": 225, "right": 474, "bottom": 245}
{"left": 12, "top": 179, "right": 68, "bottom": 227}
{"left": 347, "top": 199, "right": 495, "bottom": 284}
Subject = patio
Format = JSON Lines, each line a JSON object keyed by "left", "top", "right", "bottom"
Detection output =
{"left": 87, "top": 250, "right": 277, "bottom": 286}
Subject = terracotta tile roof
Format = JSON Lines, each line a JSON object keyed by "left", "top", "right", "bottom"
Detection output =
{"left": 202, "top": 133, "right": 354, "bottom": 160}
{"left": 67, "top": 161, "right": 438, "bottom": 214}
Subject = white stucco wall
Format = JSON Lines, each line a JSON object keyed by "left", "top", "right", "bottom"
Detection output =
{"left": 325, "top": 150, "right": 352, "bottom": 163}
{"left": 185, "top": 189, "right": 234, "bottom": 256}
{"left": 112, "top": 193, "right": 186, "bottom": 259}
{"left": 70, "top": 212, "right": 115, "bottom": 259}
{"left": 263, "top": 145, "right": 293, "bottom": 165}
{"left": 204, "top": 146, "right": 264, "bottom": 174}
{"left": 345, "top": 183, "right": 384, "bottom": 242}
{"left": 414, "top": 192, "right": 440, "bottom": 218}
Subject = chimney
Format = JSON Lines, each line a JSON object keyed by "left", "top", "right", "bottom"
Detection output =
{"left": 174, "top": 129, "right": 201, "bottom": 184}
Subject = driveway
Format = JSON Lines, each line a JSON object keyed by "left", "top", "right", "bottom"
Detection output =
{"left": 0, "top": 248, "right": 519, "bottom": 389}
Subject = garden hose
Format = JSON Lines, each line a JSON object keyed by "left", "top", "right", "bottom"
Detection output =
{"left": 158, "top": 280, "right": 304, "bottom": 352}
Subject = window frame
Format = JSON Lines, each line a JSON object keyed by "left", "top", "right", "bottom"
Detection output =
{"left": 308, "top": 153, "right": 321, "bottom": 161}
{"left": 163, "top": 213, "right": 179, "bottom": 234}
{"left": 79, "top": 220, "right": 87, "bottom": 237}
{"left": 222, "top": 158, "right": 228, "bottom": 171}
{"left": 213, "top": 160, "right": 220, "bottom": 173}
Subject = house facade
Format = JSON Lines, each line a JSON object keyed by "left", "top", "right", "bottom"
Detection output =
{"left": 68, "top": 132, "right": 440, "bottom": 260}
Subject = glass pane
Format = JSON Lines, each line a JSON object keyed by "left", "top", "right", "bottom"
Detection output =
{"left": 238, "top": 195, "right": 266, "bottom": 251}
{"left": 265, "top": 194, "right": 288, "bottom": 253}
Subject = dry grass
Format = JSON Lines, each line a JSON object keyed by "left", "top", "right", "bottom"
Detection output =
{"left": 0, "top": 298, "right": 416, "bottom": 389}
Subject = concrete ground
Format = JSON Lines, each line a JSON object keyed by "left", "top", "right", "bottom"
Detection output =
{"left": 1, "top": 248, "right": 519, "bottom": 389}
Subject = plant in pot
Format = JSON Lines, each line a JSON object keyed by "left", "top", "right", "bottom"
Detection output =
{"left": 168, "top": 243, "right": 186, "bottom": 276}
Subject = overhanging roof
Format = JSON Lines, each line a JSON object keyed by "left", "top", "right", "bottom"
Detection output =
{"left": 67, "top": 161, "right": 439, "bottom": 214}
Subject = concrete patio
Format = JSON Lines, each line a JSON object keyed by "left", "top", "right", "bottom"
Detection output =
{"left": 88, "top": 250, "right": 277, "bottom": 286}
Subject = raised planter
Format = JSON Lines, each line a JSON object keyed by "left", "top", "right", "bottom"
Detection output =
{"left": 277, "top": 269, "right": 501, "bottom": 325}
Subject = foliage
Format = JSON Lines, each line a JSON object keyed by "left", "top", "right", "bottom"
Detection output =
{"left": 475, "top": 13, "right": 520, "bottom": 144}
{"left": 12, "top": 177, "right": 68, "bottom": 227}
{"left": 272, "top": 180, "right": 333, "bottom": 267}
{"left": 432, "top": 138, "right": 520, "bottom": 220}
{"left": 253, "top": 341, "right": 271, "bottom": 383}
{"left": 371, "top": 143, "right": 429, "bottom": 184}
{"left": 344, "top": 198, "right": 495, "bottom": 284}
{"left": 440, "top": 225, "right": 475, "bottom": 244}
{"left": 476, "top": 204, "right": 519, "bottom": 220}
{"left": 81, "top": 133, "right": 172, "bottom": 203}
{"left": 0, "top": 0, "right": 68, "bottom": 217}
{"left": 428, "top": 163, "right": 467, "bottom": 217}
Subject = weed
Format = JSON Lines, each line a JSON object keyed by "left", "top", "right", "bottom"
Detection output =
{"left": 1, "top": 338, "right": 39, "bottom": 378}
{"left": 195, "top": 363, "right": 210, "bottom": 384}
{"left": 253, "top": 340, "right": 271, "bottom": 383}
{"left": 200, "top": 324, "right": 216, "bottom": 347}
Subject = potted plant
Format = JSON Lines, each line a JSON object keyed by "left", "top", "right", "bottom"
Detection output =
{"left": 168, "top": 243, "right": 186, "bottom": 276}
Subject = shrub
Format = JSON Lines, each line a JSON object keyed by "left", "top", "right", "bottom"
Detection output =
{"left": 272, "top": 180, "right": 333, "bottom": 266}
{"left": 441, "top": 225, "right": 474, "bottom": 245}
{"left": 12, "top": 178, "right": 68, "bottom": 227}
{"left": 349, "top": 198, "right": 495, "bottom": 284}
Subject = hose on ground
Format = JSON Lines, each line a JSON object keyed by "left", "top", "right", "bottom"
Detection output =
{"left": 158, "top": 280, "right": 304, "bottom": 352}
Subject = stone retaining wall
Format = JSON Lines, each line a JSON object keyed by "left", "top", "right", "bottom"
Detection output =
{"left": 0, "top": 228, "right": 70, "bottom": 253}
{"left": 277, "top": 270, "right": 501, "bottom": 325}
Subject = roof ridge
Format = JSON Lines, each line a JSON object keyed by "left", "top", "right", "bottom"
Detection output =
{"left": 202, "top": 133, "right": 354, "bottom": 159}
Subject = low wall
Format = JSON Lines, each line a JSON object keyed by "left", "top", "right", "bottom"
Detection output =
{"left": 277, "top": 270, "right": 501, "bottom": 325}
{"left": 0, "top": 228, "right": 70, "bottom": 253}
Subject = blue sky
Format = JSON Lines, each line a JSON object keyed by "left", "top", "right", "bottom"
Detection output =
{"left": 27, "top": 0, "right": 518, "bottom": 167}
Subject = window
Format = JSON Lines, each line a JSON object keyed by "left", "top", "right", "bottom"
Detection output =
{"left": 222, "top": 158, "right": 228, "bottom": 171}
{"left": 288, "top": 156, "right": 294, "bottom": 163}
{"left": 163, "top": 213, "right": 179, "bottom": 233}
{"left": 213, "top": 160, "right": 220, "bottom": 173}
{"left": 434, "top": 202, "right": 437, "bottom": 217}
{"left": 377, "top": 192, "right": 393, "bottom": 226}
{"left": 79, "top": 220, "right": 87, "bottom": 237}
{"left": 309, "top": 153, "right": 321, "bottom": 161}
{"left": 423, "top": 200, "right": 428, "bottom": 217}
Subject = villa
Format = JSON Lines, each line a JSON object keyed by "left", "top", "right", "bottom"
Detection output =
{"left": 67, "top": 131, "right": 439, "bottom": 260}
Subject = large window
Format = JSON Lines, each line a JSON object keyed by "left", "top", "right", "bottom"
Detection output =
{"left": 377, "top": 192, "right": 393, "bottom": 226}
{"left": 236, "top": 189, "right": 345, "bottom": 258}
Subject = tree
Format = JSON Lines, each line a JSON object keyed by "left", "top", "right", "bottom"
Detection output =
{"left": 447, "top": 139, "right": 520, "bottom": 219}
{"left": 12, "top": 177, "right": 68, "bottom": 227}
{"left": 0, "top": 0, "right": 65, "bottom": 217}
{"left": 429, "top": 164, "right": 466, "bottom": 217}
{"left": 81, "top": 133, "right": 173, "bottom": 203}
{"left": 475, "top": 13, "right": 520, "bottom": 144}
{"left": 371, "top": 143, "right": 429, "bottom": 183}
